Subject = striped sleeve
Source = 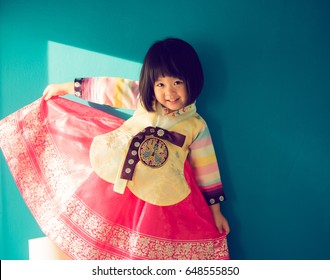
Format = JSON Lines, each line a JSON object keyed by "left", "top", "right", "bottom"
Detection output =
{"left": 188, "top": 124, "right": 226, "bottom": 205}
{"left": 74, "top": 77, "right": 140, "bottom": 109}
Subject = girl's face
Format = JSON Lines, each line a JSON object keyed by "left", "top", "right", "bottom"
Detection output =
{"left": 153, "top": 76, "right": 188, "bottom": 112}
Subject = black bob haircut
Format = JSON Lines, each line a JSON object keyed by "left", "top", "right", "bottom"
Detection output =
{"left": 139, "top": 38, "right": 204, "bottom": 112}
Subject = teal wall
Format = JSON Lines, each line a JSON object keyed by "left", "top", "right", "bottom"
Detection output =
{"left": 1, "top": 0, "right": 329, "bottom": 260}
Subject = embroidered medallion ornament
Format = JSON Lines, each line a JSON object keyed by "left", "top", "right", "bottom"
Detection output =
{"left": 139, "top": 137, "right": 168, "bottom": 168}
{"left": 120, "top": 127, "right": 186, "bottom": 181}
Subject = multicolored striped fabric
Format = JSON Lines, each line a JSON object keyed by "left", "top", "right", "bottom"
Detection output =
{"left": 79, "top": 77, "right": 140, "bottom": 109}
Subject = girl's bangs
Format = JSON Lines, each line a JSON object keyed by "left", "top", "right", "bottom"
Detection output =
{"left": 149, "top": 55, "right": 183, "bottom": 82}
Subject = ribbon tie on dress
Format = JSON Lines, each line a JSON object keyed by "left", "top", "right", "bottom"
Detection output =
{"left": 113, "top": 127, "right": 186, "bottom": 194}
{"left": 114, "top": 126, "right": 186, "bottom": 194}
{"left": 120, "top": 126, "right": 186, "bottom": 181}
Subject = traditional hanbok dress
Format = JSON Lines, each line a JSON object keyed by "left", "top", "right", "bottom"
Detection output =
{"left": 0, "top": 77, "right": 229, "bottom": 259}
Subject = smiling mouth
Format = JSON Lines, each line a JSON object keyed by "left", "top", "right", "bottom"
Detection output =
{"left": 167, "top": 98, "right": 179, "bottom": 103}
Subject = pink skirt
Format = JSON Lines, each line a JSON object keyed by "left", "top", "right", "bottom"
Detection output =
{"left": 0, "top": 97, "right": 229, "bottom": 260}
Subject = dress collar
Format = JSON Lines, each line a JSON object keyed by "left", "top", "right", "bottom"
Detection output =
{"left": 158, "top": 102, "right": 196, "bottom": 118}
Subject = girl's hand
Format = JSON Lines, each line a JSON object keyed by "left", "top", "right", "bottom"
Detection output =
{"left": 43, "top": 82, "right": 74, "bottom": 100}
{"left": 209, "top": 203, "right": 230, "bottom": 235}
{"left": 213, "top": 211, "right": 230, "bottom": 235}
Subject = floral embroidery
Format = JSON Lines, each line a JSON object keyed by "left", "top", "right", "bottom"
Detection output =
{"left": 61, "top": 197, "right": 229, "bottom": 259}
{"left": 139, "top": 138, "right": 168, "bottom": 168}
{"left": 162, "top": 103, "right": 194, "bottom": 118}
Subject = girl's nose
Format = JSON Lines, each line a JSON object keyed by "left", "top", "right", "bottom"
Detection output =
{"left": 166, "top": 85, "right": 176, "bottom": 96}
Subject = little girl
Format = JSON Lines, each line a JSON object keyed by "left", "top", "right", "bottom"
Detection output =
{"left": 0, "top": 38, "right": 229, "bottom": 259}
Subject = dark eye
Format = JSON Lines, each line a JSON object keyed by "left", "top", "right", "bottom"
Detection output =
{"left": 155, "top": 82, "right": 164, "bottom": 87}
{"left": 174, "top": 80, "right": 184, "bottom": 85}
